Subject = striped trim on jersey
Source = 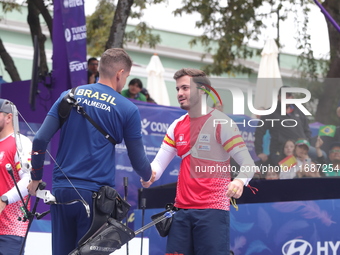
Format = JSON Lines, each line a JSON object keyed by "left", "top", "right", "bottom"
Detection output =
{"left": 223, "top": 134, "right": 245, "bottom": 152}
{"left": 164, "top": 134, "right": 176, "bottom": 148}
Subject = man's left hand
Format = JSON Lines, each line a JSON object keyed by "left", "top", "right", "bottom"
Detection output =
{"left": 226, "top": 179, "right": 244, "bottom": 199}
{"left": 27, "top": 180, "right": 42, "bottom": 196}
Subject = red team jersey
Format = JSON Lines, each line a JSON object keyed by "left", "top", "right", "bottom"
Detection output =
{"left": 162, "top": 110, "right": 248, "bottom": 211}
{"left": 0, "top": 135, "right": 31, "bottom": 237}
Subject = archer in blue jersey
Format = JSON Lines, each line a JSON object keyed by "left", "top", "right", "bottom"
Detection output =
{"left": 28, "top": 48, "right": 153, "bottom": 255}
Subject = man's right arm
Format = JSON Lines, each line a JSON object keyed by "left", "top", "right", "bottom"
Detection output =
{"left": 141, "top": 144, "right": 177, "bottom": 188}
{"left": 28, "top": 115, "right": 60, "bottom": 195}
{"left": 125, "top": 138, "right": 152, "bottom": 182}
{"left": 30, "top": 116, "right": 60, "bottom": 181}
{"left": 141, "top": 120, "right": 179, "bottom": 188}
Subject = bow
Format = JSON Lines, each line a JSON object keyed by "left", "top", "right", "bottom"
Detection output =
{"left": 17, "top": 109, "right": 90, "bottom": 217}
{"left": 5, "top": 163, "right": 49, "bottom": 254}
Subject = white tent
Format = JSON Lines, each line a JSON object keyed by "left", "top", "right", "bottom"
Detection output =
{"left": 146, "top": 54, "right": 170, "bottom": 106}
{"left": 254, "top": 38, "right": 283, "bottom": 110}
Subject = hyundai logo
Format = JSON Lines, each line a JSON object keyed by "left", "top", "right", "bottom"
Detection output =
{"left": 282, "top": 239, "right": 312, "bottom": 255}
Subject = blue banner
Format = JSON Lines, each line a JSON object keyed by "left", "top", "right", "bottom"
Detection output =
{"left": 135, "top": 199, "right": 340, "bottom": 255}
{"left": 56, "top": 0, "right": 87, "bottom": 88}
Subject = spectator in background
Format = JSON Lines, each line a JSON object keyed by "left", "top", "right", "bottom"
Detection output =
{"left": 255, "top": 86, "right": 311, "bottom": 166}
{"left": 280, "top": 138, "right": 324, "bottom": 179}
{"left": 87, "top": 57, "right": 99, "bottom": 84}
{"left": 280, "top": 139, "right": 311, "bottom": 179}
{"left": 280, "top": 139, "right": 295, "bottom": 160}
{"left": 295, "top": 162, "right": 322, "bottom": 178}
{"left": 121, "top": 78, "right": 147, "bottom": 102}
{"left": 322, "top": 142, "right": 340, "bottom": 177}
{"left": 141, "top": 88, "right": 157, "bottom": 104}
{"left": 265, "top": 165, "right": 280, "bottom": 180}
{"left": 336, "top": 100, "right": 340, "bottom": 118}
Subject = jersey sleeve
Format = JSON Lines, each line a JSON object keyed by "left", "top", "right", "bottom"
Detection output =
{"left": 219, "top": 118, "right": 247, "bottom": 156}
{"left": 16, "top": 134, "right": 32, "bottom": 173}
{"left": 218, "top": 117, "right": 256, "bottom": 185}
{"left": 6, "top": 134, "right": 32, "bottom": 204}
{"left": 151, "top": 119, "right": 179, "bottom": 180}
{"left": 123, "top": 107, "right": 143, "bottom": 140}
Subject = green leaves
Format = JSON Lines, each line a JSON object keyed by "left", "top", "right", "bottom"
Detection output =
{"left": 86, "top": 0, "right": 165, "bottom": 56}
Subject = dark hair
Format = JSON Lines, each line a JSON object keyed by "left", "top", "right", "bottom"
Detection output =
{"left": 128, "top": 78, "right": 143, "bottom": 89}
{"left": 281, "top": 139, "right": 296, "bottom": 157}
{"left": 87, "top": 57, "right": 98, "bottom": 65}
{"left": 173, "top": 68, "right": 211, "bottom": 92}
{"left": 141, "top": 88, "right": 149, "bottom": 95}
{"left": 329, "top": 142, "right": 340, "bottom": 152}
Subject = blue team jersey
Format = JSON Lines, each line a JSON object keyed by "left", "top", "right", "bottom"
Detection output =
{"left": 48, "top": 83, "right": 142, "bottom": 192}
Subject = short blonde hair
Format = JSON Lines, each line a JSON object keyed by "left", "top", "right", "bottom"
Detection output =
{"left": 98, "top": 48, "right": 132, "bottom": 78}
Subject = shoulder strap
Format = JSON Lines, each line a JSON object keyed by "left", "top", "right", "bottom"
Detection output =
{"left": 76, "top": 105, "right": 117, "bottom": 145}
{"left": 58, "top": 87, "right": 117, "bottom": 145}
{"left": 58, "top": 87, "right": 77, "bottom": 127}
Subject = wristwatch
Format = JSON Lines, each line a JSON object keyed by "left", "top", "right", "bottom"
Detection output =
{"left": 1, "top": 195, "right": 8, "bottom": 205}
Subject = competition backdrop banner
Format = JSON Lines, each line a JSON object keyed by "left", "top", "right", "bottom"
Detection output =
{"left": 135, "top": 199, "right": 340, "bottom": 255}
{"left": 53, "top": 0, "right": 87, "bottom": 90}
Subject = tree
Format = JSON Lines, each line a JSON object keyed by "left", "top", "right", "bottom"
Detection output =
{"left": 173, "top": 0, "right": 340, "bottom": 124}
{"left": 27, "top": 0, "right": 53, "bottom": 76}
{"left": 0, "top": 1, "right": 22, "bottom": 81}
{"left": 0, "top": 37, "right": 21, "bottom": 81}
{"left": 87, "top": 0, "right": 164, "bottom": 57}
{"left": 314, "top": 0, "right": 340, "bottom": 125}
{"left": 0, "top": 0, "right": 52, "bottom": 79}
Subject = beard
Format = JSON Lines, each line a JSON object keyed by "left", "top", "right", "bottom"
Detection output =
{"left": 180, "top": 104, "right": 190, "bottom": 110}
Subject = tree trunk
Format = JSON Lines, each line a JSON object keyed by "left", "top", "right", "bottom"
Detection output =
{"left": 27, "top": 1, "right": 49, "bottom": 75}
{"left": 31, "top": 0, "right": 53, "bottom": 39}
{"left": 0, "top": 38, "right": 21, "bottom": 81}
{"left": 105, "top": 0, "right": 134, "bottom": 49}
{"left": 314, "top": 0, "right": 340, "bottom": 125}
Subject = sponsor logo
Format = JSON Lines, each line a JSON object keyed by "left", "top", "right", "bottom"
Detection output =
{"left": 64, "top": 25, "right": 86, "bottom": 42}
{"left": 63, "top": 0, "right": 84, "bottom": 8}
{"left": 169, "top": 169, "right": 179, "bottom": 176}
{"left": 179, "top": 134, "right": 184, "bottom": 141}
{"left": 141, "top": 119, "right": 150, "bottom": 135}
{"left": 65, "top": 28, "right": 72, "bottom": 42}
{"left": 69, "top": 61, "right": 87, "bottom": 72}
{"left": 282, "top": 239, "right": 312, "bottom": 255}
{"left": 198, "top": 134, "right": 210, "bottom": 143}
{"left": 141, "top": 118, "right": 169, "bottom": 136}
{"left": 116, "top": 165, "right": 133, "bottom": 172}
{"left": 177, "top": 133, "right": 187, "bottom": 146}
{"left": 198, "top": 144, "right": 210, "bottom": 151}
